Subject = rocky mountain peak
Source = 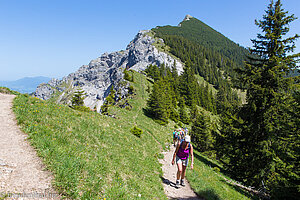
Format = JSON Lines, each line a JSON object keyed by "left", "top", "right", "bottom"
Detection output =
{"left": 178, "top": 14, "right": 193, "bottom": 27}
{"left": 33, "top": 30, "right": 184, "bottom": 113}
{"left": 183, "top": 14, "right": 193, "bottom": 21}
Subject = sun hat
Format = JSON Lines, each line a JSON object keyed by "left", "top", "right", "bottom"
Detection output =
{"left": 184, "top": 135, "right": 191, "bottom": 143}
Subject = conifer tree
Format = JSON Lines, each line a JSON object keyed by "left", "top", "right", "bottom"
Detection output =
{"left": 71, "top": 89, "right": 86, "bottom": 107}
{"left": 179, "top": 104, "right": 190, "bottom": 125}
{"left": 171, "top": 61, "right": 180, "bottom": 96}
{"left": 179, "top": 60, "right": 197, "bottom": 106}
{"left": 190, "top": 113, "right": 208, "bottom": 150}
{"left": 229, "top": 1, "right": 299, "bottom": 197}
{"left": 101, "top": 85, "right": 117, "bottom": 114}
{"left": 146, "top": 79, "right": 168, "bottom": 124}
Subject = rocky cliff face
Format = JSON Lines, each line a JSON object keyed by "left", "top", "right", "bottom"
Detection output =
{"left": 33, "top": 30, "right": 184, "bottom": 112}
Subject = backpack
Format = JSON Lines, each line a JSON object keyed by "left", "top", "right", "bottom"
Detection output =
{"left": 179, "top": 139, "right": 191, "bottom": 149}
{"left": 174, "top": 131, "right": 179, "bottom": 138}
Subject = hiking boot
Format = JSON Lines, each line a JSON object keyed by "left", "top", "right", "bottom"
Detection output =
{"left": 180, "top": 179, "right": 185, "bottom": 187}
{"left": 175, "top": 180, "right": 180, "bottom": 188}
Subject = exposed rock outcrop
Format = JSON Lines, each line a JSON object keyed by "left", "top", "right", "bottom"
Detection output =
{"left": 178, "top": 14, "right": 193, "bottom": 27}
{"left": 33, "top": 30, "right": 184, "bottom": 113}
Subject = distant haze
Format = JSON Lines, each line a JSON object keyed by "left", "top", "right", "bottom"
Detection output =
{"left": 0, "top": 76, "right": 51, "bottom": 93}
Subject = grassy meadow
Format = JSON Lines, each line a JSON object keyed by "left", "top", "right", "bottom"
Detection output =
{"left": 186, "top": 150, "right": 256, "bottom": 200}
{"left": 11, "top": 72, "right": 256, "bottom": 199}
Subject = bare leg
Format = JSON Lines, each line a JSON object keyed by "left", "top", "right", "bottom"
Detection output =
{"left": 181, "top": 165, "right": 187, "bottom": 179}
{"left": 176, "top": 162, "right": 183, "bottom": 180}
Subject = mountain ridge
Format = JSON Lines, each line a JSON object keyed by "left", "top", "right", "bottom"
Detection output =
{"left": 33, "top": 30, "right": 184, "bottom": 112}
{"left": 33, "top": 16, "right": 248, "bottom": 112}
{"left": 0, "top": 76, "right": 51, "bottom": 93}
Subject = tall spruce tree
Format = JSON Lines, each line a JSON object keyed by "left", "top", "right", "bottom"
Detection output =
{"left": 179, "top": 60, "right": 197, "bottom": 106}
{"left": 230, "top": 0, "right": 299, "bottom": 198}
{"left": 146, "top": 78, "right": 169, "bottom": 124}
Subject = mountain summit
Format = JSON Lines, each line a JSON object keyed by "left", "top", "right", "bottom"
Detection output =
{"left": 183, "top": 14, "right": 193, "bottom": 21}
{"left": 178, "top": 14, "right": 193, "bottom": 27}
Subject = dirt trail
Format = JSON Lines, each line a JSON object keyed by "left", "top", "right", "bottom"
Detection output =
{"left": 0, "top": 94, "right": 59, "bottom": 199}
{"left": 159, "top": 145, "right": 203, "bottom": 200}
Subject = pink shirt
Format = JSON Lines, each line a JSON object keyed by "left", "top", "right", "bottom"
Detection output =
{"left": 177, "top": 142, "right": 190, "bottom": 160}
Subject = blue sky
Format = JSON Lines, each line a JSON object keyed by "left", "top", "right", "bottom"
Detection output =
{"left": 0, "top": 0, "right": 299, "bottom": 81}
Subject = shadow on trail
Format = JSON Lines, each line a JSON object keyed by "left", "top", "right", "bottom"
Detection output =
{"left": 169, "top": 197, "right": 202, "bottom": 200}
{"left": 161, "top": 176, "right": 204, "bottom": 200}
{"left": 160, "top": 176, "right": 177, "bottom": 188}
{"left": 196, "top": 189, "right": 221, "bottom": 200}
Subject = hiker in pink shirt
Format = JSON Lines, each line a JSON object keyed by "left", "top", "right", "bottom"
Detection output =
{"left": 171, "top": 135, "right": 194, "bottom": 188}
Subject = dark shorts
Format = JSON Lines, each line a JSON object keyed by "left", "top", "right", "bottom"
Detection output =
{"left": 176, "top": 156, "right": 188, "bottom": 166}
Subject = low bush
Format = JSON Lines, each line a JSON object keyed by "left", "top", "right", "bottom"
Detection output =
{"left": 130, "top": 126, "right": 143, "bottom": 137}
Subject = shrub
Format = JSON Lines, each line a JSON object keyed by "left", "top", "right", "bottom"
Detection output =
{"left": 124, "top": 70, "right": 133, "bottom": 82}
{"left": 128, "top": 85, "right": 134, "bottom": 94}
{"left": 178, "top": 121, "right": 183, "bottom": 127}
{"left": 72, "top": 105, "right": 91, "bottom": 112}
{"left": 71, "top": 89, "right": 85, "bottom": 107}
{"left": 213, "top": 167, "right": 220, "bottom": 173}
{"left": 130, "top": 126, "right": 143, "bottom": 137}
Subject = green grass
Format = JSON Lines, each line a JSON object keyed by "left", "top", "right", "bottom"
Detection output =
{"left": 186, "top": 150, "right": 257, "bottom": 200}
{"left": 13, "top": 72, "right": 174, "bottom": 199}
{"left": 13, "top": 71, "right": 257, "bottom": 199}
{"left": 0, "top": 87, "right": 20, "bottom": 95}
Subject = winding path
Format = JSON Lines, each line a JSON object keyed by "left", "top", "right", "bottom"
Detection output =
{"left": 159, "top": 145, "right": 203, "bottom": 200}
{"left": 0, "top": 93, "right": 59, "bottom": 199}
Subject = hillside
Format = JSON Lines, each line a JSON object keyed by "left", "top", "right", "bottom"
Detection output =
{"left": 152, "top": 16, "right": 249, "bottom": 89}
{"left": 12, "top": 71, "right": 256, "bottom": 199}
{"left": 153, "top": 16, "right": 248, "bottom": 67}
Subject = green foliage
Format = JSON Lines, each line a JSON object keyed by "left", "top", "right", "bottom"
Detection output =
{"left": 186, "top": 150, "right": 255, "bottom": 200}
{"left": 128, "top": 85, "right": 134, "bottom": 94}
{"left": 146, "top": 79, "right": 169, "bottom": 124}
{"left": 216, "top": 81, "right": 241, "bottom": 114}
{"left": 72, "top": 105, "right": 91, "bottom": 112}
{"left": 124, "top": 69, "right": 134, "bottom": 82}
{"left": 154, "top": 17, "right": 248, "bottom": 67}
{"left": 190, "top": 111, "right": 219, "bottom": 159}
{"left": 13, "top": 87, "right": 170, "bottom": 199}
{"left": 13, "top": 69, "right": 256, "bottom": 200}
{"left": 222, "top": 1, "right": 300, "bottom": 198}
{"left": 145, "top": 62, "right": 218, "bottom": 124}
{"left": 130, "top": 126, "right": 143, "bottom": 137}
{"left": 70, "top": 89, "right": 91, "bottom": 112}
{"left": 153, "top": 18, "right": 248, "bottom": 89}
{"left": 101, "top": 85, "right": 116, "bottom": 115}
{"left": 145, "top": 64, "right": 161, "bottom": 81}
{"left": 179, "top": 104, "right": 189, "bottom": 125}
{"left": 0, "top": 87, "right": 20, "bottom": 95}
{"left": 71, "top": 89, "right": 85, "bottom": 107}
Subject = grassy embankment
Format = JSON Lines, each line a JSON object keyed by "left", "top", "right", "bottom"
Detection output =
{"left": 12, "top": 71, "right": 256, "bottom": 199}
{"left": 0, "top": 87, "right": 20, "bottom": 95}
